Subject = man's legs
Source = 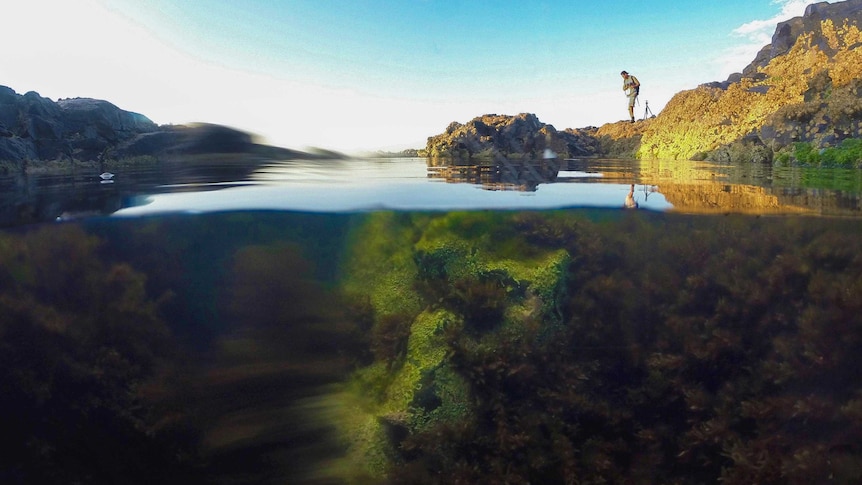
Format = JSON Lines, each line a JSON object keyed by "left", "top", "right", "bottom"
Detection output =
{"left": 628, "top": 97, "right": 636, "bottom": 122}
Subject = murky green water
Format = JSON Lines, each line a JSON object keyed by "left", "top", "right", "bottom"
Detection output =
{"left": 3, "top": 158, "right": 862, "bottom": 484}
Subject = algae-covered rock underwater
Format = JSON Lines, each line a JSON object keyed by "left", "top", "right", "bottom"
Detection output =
{"left": 5, "top": 209, "right": 862, "bottom": 484}
{"left": 333, "top": 210, "right": 862, "bottom": 484}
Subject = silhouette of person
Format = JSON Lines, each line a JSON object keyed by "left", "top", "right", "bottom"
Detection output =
{"left": 621, "top": 71, "right": 640, "bottom": 123}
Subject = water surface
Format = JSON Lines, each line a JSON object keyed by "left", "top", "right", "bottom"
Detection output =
{"left": 3, "top": 157, "right": 861, "bottom": 226}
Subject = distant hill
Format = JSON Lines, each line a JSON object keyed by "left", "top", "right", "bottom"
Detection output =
{"left": 0, "top": 86, "right": 300, "bottom": 172}
{"left": 0, "top": 87, "right": 157, "bottom": 165}
{"left": 428, "top": 0, "right": 862, "bottom": 164}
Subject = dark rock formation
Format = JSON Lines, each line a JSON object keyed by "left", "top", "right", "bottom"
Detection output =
{"left": 0, "top": 86, "right": 158, "bottom": 164}
{"left": 0, "top": 86, "right": 300, "bottom": 170}
{"left": 115, "top": 123, "right": 253, "bottom": 157}
{"left": 425, "top": 113, "right": 598, "bottom": 160}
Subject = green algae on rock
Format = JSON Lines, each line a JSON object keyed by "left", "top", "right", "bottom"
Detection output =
{"left": 336, "top": 211, "right": 572, "bottom": 479}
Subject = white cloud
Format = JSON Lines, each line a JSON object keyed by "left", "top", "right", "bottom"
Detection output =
{"left": 711, "top": 0, "right": 811, "bottom": 77}
{"left": 732, "top": 0, "right": 812, "bottom": 40}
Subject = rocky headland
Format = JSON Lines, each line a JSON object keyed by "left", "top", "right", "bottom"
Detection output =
{"left": 0, "top": 86, "right": 304, "bottom": 173}
{"left": 425, "top": 113, "right": 600, "bottom": 160}
{"left": 427, "top": 0, "right": 862, "bottom": 166}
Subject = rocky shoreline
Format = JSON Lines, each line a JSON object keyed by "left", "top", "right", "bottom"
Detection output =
{"left": 427, "top": 0, "right": 862, "bottom": 166}
{"left": 0, "top": 88, "right": 320, "bottom": 173}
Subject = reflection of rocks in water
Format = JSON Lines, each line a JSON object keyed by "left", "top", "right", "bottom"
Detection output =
{"left": 584, "top": 158, "right": 862, "bottom": 216}
{"left": 427, "top": 157, "right": 564, "bottom": 192}
{"left": 1, "top": 174, "right": 127, "bottom": 226}
{"left": 0, "top": 155, "right": 273, "bottom": 227}
{"left": 658, "top": 182, "right": 802, "bottom": 214}
{"left": 776, "top": 187, "right": 862, "bottom": 215}
{"left": 644, "top": 181, "right": 862, "bottom": 216}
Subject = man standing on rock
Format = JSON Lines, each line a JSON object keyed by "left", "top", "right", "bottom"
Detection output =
{"left": 621, "top": 71, "right": 640, "bottom": 123}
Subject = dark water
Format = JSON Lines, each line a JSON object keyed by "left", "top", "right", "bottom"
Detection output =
{"left": 3, "top": 158, "right": 862, "bottom": 484}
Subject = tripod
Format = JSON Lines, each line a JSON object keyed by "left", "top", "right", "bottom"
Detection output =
{"left": 643, "top": 100, "right": 655, "bottom": 120}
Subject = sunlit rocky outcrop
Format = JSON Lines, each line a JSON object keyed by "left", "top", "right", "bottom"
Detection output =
{"left": 429, "top": 0, "right": 862, "bottom": 164}
{"left": 637, "top": 0, "right": 862, "bottom": 161}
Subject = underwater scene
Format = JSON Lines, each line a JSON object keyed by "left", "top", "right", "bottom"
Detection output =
{"left": 3, "top": 157, "right": 862, "bottom": 484}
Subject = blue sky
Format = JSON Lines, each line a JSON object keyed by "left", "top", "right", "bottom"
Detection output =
{"left": 2, "top": 0, "right": 814, "bottom": 152}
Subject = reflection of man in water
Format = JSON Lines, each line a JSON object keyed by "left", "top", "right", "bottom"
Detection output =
{"left": 624, "top": 184, "right": 639, "bottom": 209}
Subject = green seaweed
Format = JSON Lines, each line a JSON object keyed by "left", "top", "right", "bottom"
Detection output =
{"left": 334, "top": 211, "right": 862, "bottom": 484}
{"left": 7, "top": 210, "right": 862, "bottom": 484}
{"left": 776, "top": 138, "right": 862, "bottom": 168}
{"left": 336, "top": 211, "right": 575, "bottom": 480}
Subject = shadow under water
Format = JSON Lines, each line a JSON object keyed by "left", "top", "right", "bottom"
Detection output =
{"left": 3, "top": 209, "right": 862, "bottom": 484}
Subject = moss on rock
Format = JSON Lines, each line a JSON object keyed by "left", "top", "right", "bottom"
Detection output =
{"left": 335, "top": 212, "right": 573, "bottom": 480}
